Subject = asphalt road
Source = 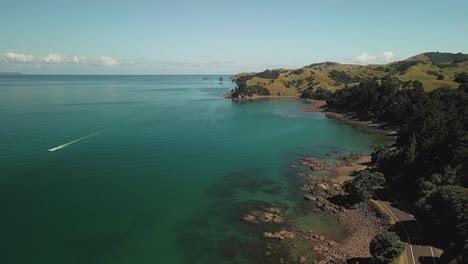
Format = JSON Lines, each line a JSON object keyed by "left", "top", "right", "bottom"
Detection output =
{"left": 375, "top": 199, "right": 443, "bottom": 264}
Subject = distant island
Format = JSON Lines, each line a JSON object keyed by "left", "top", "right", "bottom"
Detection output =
{"left": 0, "top": 72, "right": 22, "bottom": 75}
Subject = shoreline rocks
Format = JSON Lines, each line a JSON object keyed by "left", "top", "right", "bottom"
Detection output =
{"left": 240, "top": 153, "right": 388, "bottom": 263}
{"left": 263, "top": 230, "right": 295, "bottom": 240}
{"left": 242, "top": 207, "right": 284, "bottom": 224}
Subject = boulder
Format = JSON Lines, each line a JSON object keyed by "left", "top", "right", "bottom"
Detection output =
{"left": 263, "top": 230, "right": 295, "bottom": 240}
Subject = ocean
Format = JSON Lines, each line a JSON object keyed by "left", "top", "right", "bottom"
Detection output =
{"left": 0, "top": 75, "right": 387, "bottom": 263}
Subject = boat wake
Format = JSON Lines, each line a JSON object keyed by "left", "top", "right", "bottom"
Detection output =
{"left": 48, "top": 131, "right": 103, "bottom": 152}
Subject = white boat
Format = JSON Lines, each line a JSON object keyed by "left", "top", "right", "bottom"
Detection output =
{"left": 48, "top": 145, "right": 65, "bottom": 152}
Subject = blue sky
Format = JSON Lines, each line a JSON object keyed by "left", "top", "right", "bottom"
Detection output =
{"left": 0, "top": 0, "right": 467, "bottom": 74}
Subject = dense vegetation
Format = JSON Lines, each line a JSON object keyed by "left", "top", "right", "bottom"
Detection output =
{"left": 425, "top": 52, "right": 468, "bottom": 64}
{"left": 327, "top": 74, "right": 468, "bottom": 263}
{"left": 342, "top": 171, "right": 385, "bottom": 204}
{"left": 328, "top": 70, "right": 362, "bottom": 84}
{"left": 389, "top": 60, "right": 422, "bottom": 74}
{"left": 299, "top": 87, "right": 332, "bottom": 100}
{"left": 370, "top": 231, "right": 405, "bottom": 263}
{"left": 230, "top": 84, "right": 270, "bottom": 98}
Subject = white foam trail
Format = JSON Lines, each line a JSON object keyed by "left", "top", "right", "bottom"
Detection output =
{"left": 48, "top": 131, "right": 103, "bottom": 152}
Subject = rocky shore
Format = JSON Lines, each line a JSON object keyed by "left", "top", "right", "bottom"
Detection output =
{"left": 241, "top": 153, "right": 390, "bottom": 263}
{"left": 299, "top": 172, "right": 390, "bottom": 263}
{"left": 229, "top": 96, "right": 393, "bottom": 263}
{"left": 304, "top": 99, "right": 397, "bottom": 137}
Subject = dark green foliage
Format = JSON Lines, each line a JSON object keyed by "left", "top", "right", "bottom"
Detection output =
{"left": 426, "top": 70, "right": 445, "bottom": 80}
{"left": 425, "top": 52, "right": 468, "bottom": 64}
{"left": 327, "top": 76, "right": 428, "bottom": 124}
{"left": 429, "top": 186, "right": 468, "bottom": 235}
{"left": 342, "top": 171, "right": 385, "bottom": 203}
{"left": 328, "top": 76, "right": 468, "bottom": 262}
{"left": 427, "top": 70, "right": 440, "bottom": 77}
{"left": 460, "top": 83, "right": 468, "bottom": 93}
{"left": 389, "top": 60, "right": 422, "bottom": 73}
{"left": 437, "top": 63, "right": 459, "bottom": 69}
{"left": 254, "top": 69, "right": 280, "bottom": 79}
{"left": 303, "top": 62, "right": 335, "bottom": 68}
{"left": 370, "top": 231, "right": 405, "bottom": 263}
{"left": 328, "top": 70, "right": 362, "bottom": 84}
{"left": 455, "top": 72, "right": 468, "bottom": 84}
{"left": 232, "top": 75, "right": 271, "bottom": 98}
{"left": 291, "top": 69, "right": 304, "bottom": 75}
{"left": 300, "top": 87, "right": 332, "bottom": 100}
{"left": 233, "top": 85, "right": 270, "bottom": 97}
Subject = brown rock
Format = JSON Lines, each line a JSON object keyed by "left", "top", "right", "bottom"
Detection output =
{"left": 298, "top": 256, "right": 307, "bottom": 263}
{"left": 312, "top": 243, "right": 328, "bottom": 252}
{"left": 263, "top": 230, "right": 295, "bottom": 240}
{"left": 317, "top": 183, "right": 328, "bottom": 190}
{"left": 243, "top": 214, "right": 256, "bottom": 223}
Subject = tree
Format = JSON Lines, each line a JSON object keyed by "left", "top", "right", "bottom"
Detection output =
{"left": 370, "top": 231, "right": 405, "bottom": 263}
{"left": 404, "top": 134, "right": 417, "bottom": 165}
{"left": 342, "top": 171, "right": 386, "bottom": 203}
{"left": 454, "top": 72, "right": 468, "bottom": 84}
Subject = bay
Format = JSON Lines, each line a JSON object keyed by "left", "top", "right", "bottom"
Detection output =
{"left": 0, "top": 75, "right": 387, "bottom": 263}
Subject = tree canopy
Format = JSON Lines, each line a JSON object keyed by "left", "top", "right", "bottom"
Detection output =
{"left": 370, "top": 231, "right": 405, "bottom": 263}
{"left": 328, "top": 75, "right": 468, "bottom": 263}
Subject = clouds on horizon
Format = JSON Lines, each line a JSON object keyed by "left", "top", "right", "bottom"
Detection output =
{"left": 1, "top": 52, "right": 234, "bottom": 69}
{"left": 353, "top": 51, "right": 395, "bottom": 64}
{"left": 1, "top": 51, "right": 400, "bottom": 74}
{"left": 2, "top": 52, "right": 105, "bottom": 66}
{"left": 0, "top": 51, "right": 261, "bottom": 74}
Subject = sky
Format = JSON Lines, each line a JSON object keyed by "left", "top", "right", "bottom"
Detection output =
{"left": 0, "top": 0, "right": 467, "bottom": 74}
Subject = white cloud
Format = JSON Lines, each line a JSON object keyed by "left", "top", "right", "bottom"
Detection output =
{"left": 382, "top": 51, "right": 395, "bottom": 62}
{"left": 2, "top": 52, "right": 88, "bottom": 64}
{"left": 353, "top": 51, "right": 396, "bottom": 64}
{"left": 40, "top": 53, "right": 66, "bottom": 63}
{"left": 354, "top": 52, "right": 377, "bottom": 63}
{"left": 97, "top": 56, "right": 119, "bottom": 66}
{"left": 70, "top": 56, "right": 87, "bottom": 64}
{"left": 3, "top": 52, "right": 35, "bottom": 63}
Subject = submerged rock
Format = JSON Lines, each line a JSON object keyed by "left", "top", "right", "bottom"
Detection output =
{"left": 263, "top": 230, "right": 295, "bottom": 240}
{"left": 243, "top": 214, "right": 256, "bottom": 223}
{"left": 299, "top": 157, "right": 335, "bottom": 171}
{"left": 242, "top": 207, "right": 284, "bottom": 224}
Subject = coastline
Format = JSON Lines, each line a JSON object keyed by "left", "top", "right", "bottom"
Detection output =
{"left": 225, "top": 93, "right": 299, "bottom": 101}
{"left": 298, "top": 99, "right": 395, "bottom": 262}
{"left": 304, "top": 99, "right": 397, "bottom": 137}
{"left": 295, "top": 154, "right": 390, "bottom": 263}
{"left": 226, "top": 94, "right": 394, "bottom": 262}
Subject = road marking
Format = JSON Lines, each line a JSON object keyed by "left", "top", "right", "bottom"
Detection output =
{"left": 382, "top": 193, "right": 437, "bottom": 262}
{"left": 377, "top": 200, "right": 416, "bottom": 264}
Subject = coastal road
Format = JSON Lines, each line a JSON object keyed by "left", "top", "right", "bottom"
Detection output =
{"left": 373, "top": 198, "right": 443, "bottom": 264}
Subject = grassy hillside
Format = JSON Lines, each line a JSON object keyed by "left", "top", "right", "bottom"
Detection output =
{"left": 231, "top": 52, "right": 468, "bottom": 97}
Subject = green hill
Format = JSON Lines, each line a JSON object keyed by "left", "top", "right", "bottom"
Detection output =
{"left": 231, "top": 52, "right": 468, "bottom": 97}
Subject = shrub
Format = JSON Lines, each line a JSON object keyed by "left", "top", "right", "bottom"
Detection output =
{"left": 370, "top": 231, "right": 405, "bottom": 263}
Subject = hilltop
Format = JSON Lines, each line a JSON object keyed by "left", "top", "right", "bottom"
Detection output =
{"left": 230, "top": 52, "right": 468, "bottom": 97}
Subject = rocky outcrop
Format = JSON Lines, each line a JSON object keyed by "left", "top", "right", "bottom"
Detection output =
{"left": 296, "top": 155, "right": 389, "bottom": 262}
{"left": 263, "top": 230, "right": 295, "bottom": 240}
{"left": 299, "top": 157, "right": 335, "bottom": 171}
{"left": 242, "top": 207, "right": 284, "bottom": 224}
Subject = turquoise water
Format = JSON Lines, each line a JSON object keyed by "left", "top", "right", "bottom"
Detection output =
{"left": 0, "top": 75, "right": 387, "bottom": 263}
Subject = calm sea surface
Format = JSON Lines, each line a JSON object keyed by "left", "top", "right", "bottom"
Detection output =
{"left": 0, "top": 75, "right": 387, "bottom": 263}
